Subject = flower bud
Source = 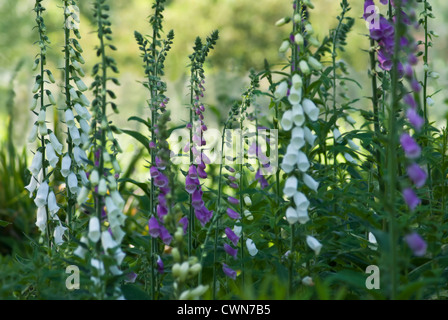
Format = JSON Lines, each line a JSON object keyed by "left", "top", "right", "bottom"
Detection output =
{"left": 38, "top": 123, "right": 48, "bottom": 137}
{"left": 303, "top": 173, "right": 319, "bottom": 192}
{"left": 34, "top": 181, "right": 49, "bottom": 208}
{"left": 307, "top": 56, "right": 322, "bottom": 71}
{"left": 46, "top": 144, "right": 59, "bottom": 168}
{"left": 299, "top": 60, "right": 310, "bottom": 75}
{"left": 246, "top": 238, "right": 258, "bottom": 256}
{"left": 275, "top": 17, "right": 291, "bottom": 27}
{"left": 68, "top": 172, "right": 79, "bottom": 194}
{"left": 77, "top": 186, "right": 89, "bottom": 204}
{"left": 30, "top": 96, "right": 38, "bottom": 111}
{"left": 244, "top": 195, "right": 252, "bottom": 207}
{"left": 28, "top": 125, "right": 38, "bottom": 143}
{"left": 61, "top": 154, "right": 71, "bottom": 178}
{"left": 98, "top": 178, "right": 107, "bottom": 196}
{"left": 294, "top": 33, "right": 304, "bottom": 46}
{"left": 88, "top": 216, "right": 101, "bottom": 243}
{"left": 306, "top": 235, "right": 322, "bottom": 255}
{"left": 279, "top": 40, "right": 290, "bottom": 53}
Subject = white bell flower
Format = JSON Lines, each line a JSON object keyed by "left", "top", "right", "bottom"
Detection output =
{"left": 292, "top": 104, "right": 305, "bottom": 127}
{"left": 306, "top": 235, "right": 322, "bottom": 255}
{"left": 302, "top": 98, "right": 319, "bottom": 122}
{"left": 303, "top": 173, "right": 319, "bottom": 192}
{"left": 69, "top": 125, "right": 82, "bottom": 146}
{"left": 27, "top": 125, "right": 38, "bottom": 143}
{"left": 274, "top": 81, "right": 288, "bottom": 100}
{"left": 291, "top": 127, "right": 305, "bottom": 150}
{"left": 34, "top": 181, "right": 49, "bottom": 208}
{"left": 88, "top": 216, "right": 101, "bottom": 243}
{"left": 286, "top": 206, "right": 299, "bottom": 225}
{"left": 49, "top": 132, "right": 63, "bottom": 155}
{"left": 25, "top": 175, "right": 38, "bottom": 196}
{"left": 67, "top": 172, "right": 79, "bottom": 194}
{"left": 61, "top": 154, "right": 72, "bottom": 178}
{"left": 29, "top": 151, "right": 43, "bottom": 177}
{"left": 283, "top": 176, "right": 298, "bottom": 197}
{"left": 281, "top": 110, "right": 294, "bottom": 131}
{"left": 303, "top": 127, "right": 317, "bottom": 146}
{"left": 53, "top": 223, "right": 67, "bottom": 245}
{"left": 288, "top": 87, "right": 302, "bottom": 106}
{"left": 46, "top": 144, "right": 59, "bottom": 168}
{"left": 47, "top": 191, "right": 60, "bottom": 216}
{"left": 246, "top": 238, "right": 258, "bottom": 256}
{"left": 36, "top": 206, "right": 47, "bottom": 233}
{"left": 293, "top": 192, "right": 310, "bottom": 211}
{"left": 296, "top": 151, "right": 310, "bottom": 172}
{"left": 65, "top": 109, "right": 76, "bottom": 127}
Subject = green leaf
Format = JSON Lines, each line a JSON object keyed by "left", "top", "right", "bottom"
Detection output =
{"left": 0, "top": 220, "right": 11, "bottom": 227}
{"left": 121, "top": 129, "right": 151, "bottom": 153}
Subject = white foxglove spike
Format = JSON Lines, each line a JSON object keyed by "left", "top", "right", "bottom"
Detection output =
{"left": 34, "top": 181, "right": 49, "bottom": 208}
{"left": 306, "top": 235, "right": 322, "bottom": 255}
{"left": 303, "top": 173, "right": 319, "bottom": 192}
{"left": 46, "top": 144, "right": 59, "bottom": 168}
{"left": 288, "top": 87, "right": 302, "bottom": 106}
{"left": 291, "top": 127, "right": 305, "bottom": 150}
{"left": 65, "top": 109, "right": 76, "bottom": 127}
{"left": 47, "top": 191, "right": 60, "bottom": 216}
{"left": 286, "top": 206, "right": 299, "bottom": 225}
{"left": 25, "top": 175, "right": 38, "bottom": 196}
{"left": 61, "top": 154, "right": 72, "bottom": 178}
{"left": 293, "top": 192, "right": 310, "bottom": 211}
{"left": 67, "top": 172, "right": 79, "bottom": 194}
{"left": 53, "top": 223, "right": 67, "bottom": 245}
{"left": 246, "top": 238, "right": 258, "bottom": 256}
{"left": 303, "top": 127, "right": 317, "bottom": 146}
{"left": 281, "top": 110, "right": 294, "bottom": 131}
{"left": 49, "top": 133, "right": 63, "bottom": 155}
{"left": 283, "top": 176, "right": 298, "bottom": 197}
{"left": 38, "top": 122, "right": 48, "bottom": 136}
{"left": 88, "top": 216, "right": 101, "bottom": 243}
{"left": 69, "top": 125, "right": 82, "bottom": 146}
{"left": 274, "top": 81, "right": 288, "bottom": 100}
{"left": 302, "top": 99, "right": 319, "bottom": 121}
{"left": 36, "top": 206, "right": 47, "bottom": 233}
{"left": 297, "top": 151, "right": 310, "bottom": 172}
{"left": 27, "top": 125, "right": 38, "bottom": 143}
{"left": 292, "top": 104, "right": 305, "bottom": 127}
{"left": 29, "top": 151, "right": 43, "bottom": 178}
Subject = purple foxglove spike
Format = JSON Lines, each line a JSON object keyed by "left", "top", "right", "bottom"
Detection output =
{"left": 222, "top": 264, "right": 237, "bottom": 280}
{"left": 400, "top": 133, "right": 421, "bottom": 159}
{"left": 148, "top": 216, "right": 160, "bottom": 238}
{"left": 405, "top": 232, "right": 427, "bottom": 257}
{"left": 159, "top": 187, "right": 171, "bottom": 195}
{"left": 179, "top": 216, "right": 188, "bottom": 235}
{"left": 185, "top": 175, "right": 198, "bottom": 194}
{"left": 192, "top": 189, "right": 204, "bottom": 209}
{"left": 188, "top": 165, "right": 198, "bottom": 180}
{"left": 149, "top": 141, "right": 156, "bottom": 149}
{"left": 157, "top": 204, "right": 168, "bottom": 218}
{"left": 159, "top": 225, "right": 172, "bottom": 245}
{"left": 226, "top": 208, "right": 241, "bottom": 220}
{"left": 407, "top": 163, "right": 427, "bottom": 188}
{"left": 125, "top": 272, "right": 138, "bottom": 284}
{"left": 195, "top": 205, "right": 213, "bottom": 227}
{"left": 406, "top": 108, "right": 424, "bottom": 131}
{"left": 228, "top": 196, "right": 239, "bottom": 205}
{"left": 157, "top": 256, "right": 164, "bottom": 274}
{"left": 225, "top": 227, "right": 240, "bottom": 246}
{"left": 150, "top": 166, "right": 160, "bottom": 178}
{"left": 402, "top": 188, "right": 421, "bottom": 211}
{"left": 158, "top": 194, "right": 167, "bottom": 207}
{"left": 224, "top": 243, "right": 238, "bottom": 259}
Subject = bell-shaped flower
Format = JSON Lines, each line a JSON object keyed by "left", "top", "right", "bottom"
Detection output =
{"left": 246, "top": 238, "right": 258, "bottom": 256}
{"left": 293, "top": 191, "right": 310, "bottom": 211}
{"left": 281, "top": 110, "right": 294, "bottom": 131}
{"left": 69, "top": 125, "right": 82, "bottom": 146}
{"left": 292, "top": 104, "right": 305, "bottom": 127}
{"left": 67, "top": 172, "right": 79, "bottom": 194}
{"left": 65, "top": 109, "right": 76, "bottom": 127}
{"left": 73, "top": 146, "right": 87, "bottom": 166}
{"left": 303, "top": 173, "right": 319, "bottom": 192}
{"left": 302, "top": 276, "right": 314, "bottom": 286}
{"left": 34, "top": 181, "right": 49, "bottom": 208}
{"left": 53, "top": 223, "right": 67, "bottom": 245}
{"left": 225, "top": 227, "right": 240, "bottom": 246}
{"left": 36, "top": 206, "right": 47, "bottom": 233}
{"left": 188, "top": 165, "right": 198, "bottom": 180}
{"left": 105, "top": 196, "right": 120, "bottom": 217}
{"left": 29, "top": 151, "right": 43, "bottom": 177}
{"left": 61, "top": 154, "right": 71, "bottom": 178}
{"left": 400, "top": 133, "right": 421, "bottom": 159}
{"left": 288, "top": 87, "right": 302, "bottom": 106}
{"left": 344, "top": 152, "right": 357, "bottom": 165}
{"left": 274, "top": 81, "right": 289, "bottom": 100}
{"left": 304, "top": 127, "right": 317, "bottom": 146}
{"left": 297, "top": 151, "right": 310, "bottom": 172}
{"left": 292, "top": 74, "right": 303, "bottom": 89}
{"left": 27, "top": 125, "right": 38, "bottom": 143}
{"left": 222, "top": 264, "right": 237, "bottom": 280}
{"left": 228, "top": 196, "right": 239, "bottom": 205}
{"left": 306, "top": 235, "right": 322, "bottom": 255}
{"left": 279, "top": 40, "right": 290, "bottom": 53}
{"left": 111, "top": 190, "right": 125, "bottom": 210}
{"left": 226, "top": 208, "right": 241, "bottom": 220}
{"left": 185, "top": 175, "right": 199, "bottom": 194}
{"left": 407, "top": 163, "right": 427, "bottom": 189}
{"left": 47, "top": 191, "right": 60, "bottom": 216}
{"left": 348, "top": 139, "right": 360, "bottom": 151}
{"left": 98, "top": 178, "right": 107, "bottom": 196}
{"left": 404, "top": 232, "right": 427, "bottom": 257}
{"left": 25, "top": 175, "right": 38, "bottom": 196}
{"left": 291, "top": 127, "right": 305, "bottom": 150}
{"left": 88, "top": 216, "right": 101, "bottom": 243}
{"left": 283, "top": 145, "right": 298, "bottom": 169}
{"left": 244, "top": 195, "right": 252, "bottom": 207}
{"left": 49, "top": 132, "right": 63, "bottom": 155}
{"left": 299, "top": 60, "right": 311, "bottom": 75}
{"left": 283, "top": 176, "right": 298, "bottom": 197}
{"left": 233, "top": 225, "right": 242, "bottom": 237}
{"left": 297, "top": 209, "right": 310, "bottom": 224}
{"left": 224, "top": 243, "right": 238, "bottom": 259}
{"left": 74, "top": 236, "right": 88, "bottom": 259}
{"left": 79, "top": 170, "right": 89, "bottom": 186}
{"left": 286, "top": 206, "right": 299, "bottom": 225}
{"left": 308, "top": 56, "right": 323, "bottom": 71}
{"left": 148, "top": 216, "right": 160, "bottom": 238}
{"left": 77, "top": 186, "right": 89, "bottom": 204}
{"left": 302, "top": 99, "right": 319, "bottom": 121}
{"left": 402, "top": 188, "right": 420, "bottom": 211}
{"left": 79, "top": 118, "right": 90, "bottom": 135}
{"left": 244, "top": 209, "right": 253, "bottom": 221}
{"left": 38, "top": 122, "right": 48, "bottom": 137}
{"left": 46, "top": 144, "right": 59, "bottom": 168}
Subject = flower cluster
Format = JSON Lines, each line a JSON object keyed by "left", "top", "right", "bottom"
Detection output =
{"left": 185, "top": 32, "right": 219, "bottom": 227}
{"left": 26, "top": 0, "right": 66, "bottom": 246}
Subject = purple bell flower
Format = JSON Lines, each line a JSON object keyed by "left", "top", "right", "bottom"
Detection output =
{"left": 405, "top": 232, "right": 427, "bottom": 257}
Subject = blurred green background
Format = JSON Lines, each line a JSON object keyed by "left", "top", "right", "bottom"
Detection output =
{"left": 0, "top": 0, "right": 447, "bottom": 159}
